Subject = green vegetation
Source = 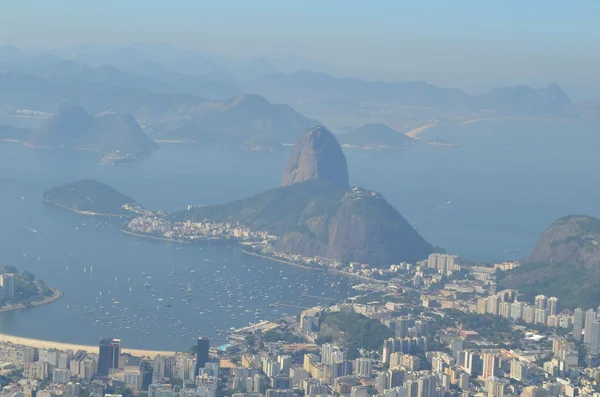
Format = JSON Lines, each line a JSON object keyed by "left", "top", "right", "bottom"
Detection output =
{"left": 174, "top": 179, "right": 433, "bottom": 266}
{"left": 322, "top": 311, "right": 394, "bottom": 356}
{"left": 500, "top": 215, "right": 600, "bottom": 309}
{"left": 262, "top": 328, "right": 304, "bottom": 343}
{"left": 434, "top": 310, "right": 520, "bottom": 347}
{"left": 174, "top": 179, "right": 345, "bottom": 234}
{"left": 0, "top": 266, "right": 54, "bottom": 306}
{"left": 497, "top": 261, "right": 591, "bottom": 309}
{"left": 42, "top": 179, "right": 138, "bottom": 216}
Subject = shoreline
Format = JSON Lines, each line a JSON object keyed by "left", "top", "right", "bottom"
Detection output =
{"left": 242, "top": 250, "right": 378, "bottom": 282}
{"left": 120, "top": 228, "right": 190, "bottom": 244}
{"left": 42, "top": 200, "right": 132, "bottom": 218}
{"left": 405, "top": 123, "right": 438, "bottom": 138}
{"left": 242, "top": 250, "right": 320, "bottom": 271}
{"left": 0, "top": 333, "right": 177, "bottom": 358}
{"left": 0, "top": 285, "right": 63, "bottom": 313}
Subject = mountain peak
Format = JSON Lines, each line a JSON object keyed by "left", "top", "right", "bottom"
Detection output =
{"left": 282, "top": 125, "right": 350, "bottom": 188}
{"left": 539, "top": 83, "right": 571, "bottom": 106}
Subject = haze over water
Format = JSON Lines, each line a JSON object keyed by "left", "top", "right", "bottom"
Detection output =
{"left": 0, "top": 118, "right": 599, "bottom": 350}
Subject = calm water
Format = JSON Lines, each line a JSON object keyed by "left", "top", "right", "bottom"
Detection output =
{"left": 0, "top": 118, "right": 599, "bottom": 349}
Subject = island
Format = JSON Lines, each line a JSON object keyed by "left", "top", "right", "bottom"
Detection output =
{"left": 3, "top": 105, "right": 157, "bottom": 162}
{"left": 0, "top": 265, "right": 62, "bottom": 312}
{"left": 338, "top": 123, "right": 414, "bottom": 150}
{"left": 42, "top": 179, "right": 143, "bottom": 217}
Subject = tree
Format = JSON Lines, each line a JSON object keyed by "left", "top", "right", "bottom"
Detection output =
{"left": 22, "top": 271, "right": 35, "bottom": 282}
{"left": 3, "top": 265, "right": 17, "bottom": 274}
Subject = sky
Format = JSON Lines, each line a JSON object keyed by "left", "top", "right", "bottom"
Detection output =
{"left": 1, "top": 0, "right": 599, "bottom": 98}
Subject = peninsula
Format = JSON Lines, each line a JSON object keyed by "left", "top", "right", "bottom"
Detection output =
{"left": 129, "top": 125, "right": 433, "bottom": 267}
{"left": 0, "top": 266, "right": 62, "bottom": 313}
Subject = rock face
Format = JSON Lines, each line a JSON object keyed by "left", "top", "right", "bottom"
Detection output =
{"left": 500, "top": 215, "right": 600, "bottom": 309}
{"left": 525, "top": 215, "right": 600, "bottom": 267}
{"left": 282, "top": 125, "right": 350, "bottom": 188}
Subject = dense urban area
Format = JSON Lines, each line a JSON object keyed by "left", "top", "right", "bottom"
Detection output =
{"left": 1, "top": 253, "right": 598, "bottom": 397}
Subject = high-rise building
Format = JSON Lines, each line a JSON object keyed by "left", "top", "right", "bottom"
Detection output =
{"left": 477, "top": 298, "right": 488, "bottom": 315}
{"left": 499, "top": 302, "right": 511, "bottom": 318}
{"left": 535, "top": 308, "right": 549, "bottom": 325}
{"left": 487, "top": 379, "right": 505, "bottom": 397}
{"left": 23, "top": 346, "right": 36, "bottom": 363}
{"left": 416, "top": 375, "right": 436, "bottom": 397}
{"left": 482, "top": 352, "right": 497, "bottom": 378}
{"left": 523, "top": 306, "right": 535, "bottom": 324}
{"left": 487, "top": 296, "right": 500, "bottom": 315}
{"left": 0, "top": 273, "right": 15, "bottom": 299}
{"left": 573, "top": 308, "right": 584, "bottom": 341}
{"left": 510, "top": 302, "right": 524, "bottom": 320}
{"left": 396, "top": 317, "right": 412, "bottom": 338}
{"left": 277, "top": 355, "right": 291, "bottom": 375}
{"left": 521, "top": 386, "right": 549, "bottom": 397}
{"left": 589, "top": 319, "right": 600, "bottom": 356}
{"left": 195, "top": 337, "right": 210, "bottom": 377}
{"left": 53, "top": 368, "right": 71, "bottom": 384}
{"left": 547, "top": 297, "right": 559, "bottom": 315}
{"left": 383, "top": 338, "right": 396, "bottom": 364}
{"left": 535, "top": 295, "right": 547, "bottom": 310}
{"left": 354, "top": 358, "right": 372, "bottom": 377}
{"left": 584, "top": 309, "right": 597, "bottom": 344}
{"left": 98, "top": 338, "right": 121, "bottom": 375}
{"left": 509, "top": 360, "right": 528, "bottom": 382}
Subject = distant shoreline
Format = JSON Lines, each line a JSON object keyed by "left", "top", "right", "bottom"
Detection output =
{"left": 120, "top": 228, "right": 190, "bottom": 244}
{"left": 42, "top": 199, "right": 131, "bottom": 218}
{"left": 405, "top": 123, "right": 438, "bottom": 138}
{"left": 0, "top": 333, "right": 177, "bottom": 358}
{"left": 242, "top": 249, "right": 380, "bottom": 283}
{"left": 242, "top": 249, "right": 319, "bottom": 271}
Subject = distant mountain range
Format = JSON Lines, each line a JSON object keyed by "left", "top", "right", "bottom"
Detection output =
{"left": 0, "top": 47, "right": 587, "bottom": 120}
{"left": 25, "top": 105, "right": 156, "bottom": 155}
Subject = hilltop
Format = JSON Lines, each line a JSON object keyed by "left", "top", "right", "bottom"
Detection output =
{"left": 282, "top": 125, "right": 349, "bottom": 188}
{"left": 498, "top": 215, "right": 600, "bottom": 309}
{"left": 42, "top": 179, "right": 139, "bottom": 217}
{"left": 26, "top": 106, "right": 157, "bottom": 155}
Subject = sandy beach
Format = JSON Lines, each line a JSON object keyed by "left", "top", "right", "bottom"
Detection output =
{"left": 461, "top": 117, "right": 541, "bottom": 125}
{"left": 405, "top": 123, "right": 438, "bottom": 138}
{"left": 0, "top": 333, "right": 177, "bottom": 358}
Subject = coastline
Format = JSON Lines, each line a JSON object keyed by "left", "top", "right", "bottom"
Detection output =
{"left": 42, "top": 199, "right": 132, "bottom": 218}
{"left": 242, "top": 250, "right": 379, "bottom": 283}
{"left": 405, "top": 123, "right": 438, "bottom": 138}
{"left": 0, "top": 285, "right": 63, "bottom": 313}
{"left": 242, "top": 249, "right": 319, "bottom": 271}
{"left": 0, "top": 333, "right": 177, "bottom": 358}
{"left": 120, "top": 228, "right": 190, "bottom": 244}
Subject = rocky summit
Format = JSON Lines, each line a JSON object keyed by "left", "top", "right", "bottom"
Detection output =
{"left": 499, "top": 215, "right": 600, "bottom": 309}
{"left": 282, "top": 125, "right": 350, "bottom": 188}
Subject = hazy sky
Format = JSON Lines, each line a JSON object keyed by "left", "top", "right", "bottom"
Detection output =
{"left": 2, "top": 0, "right": 599, "bottom": 98}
